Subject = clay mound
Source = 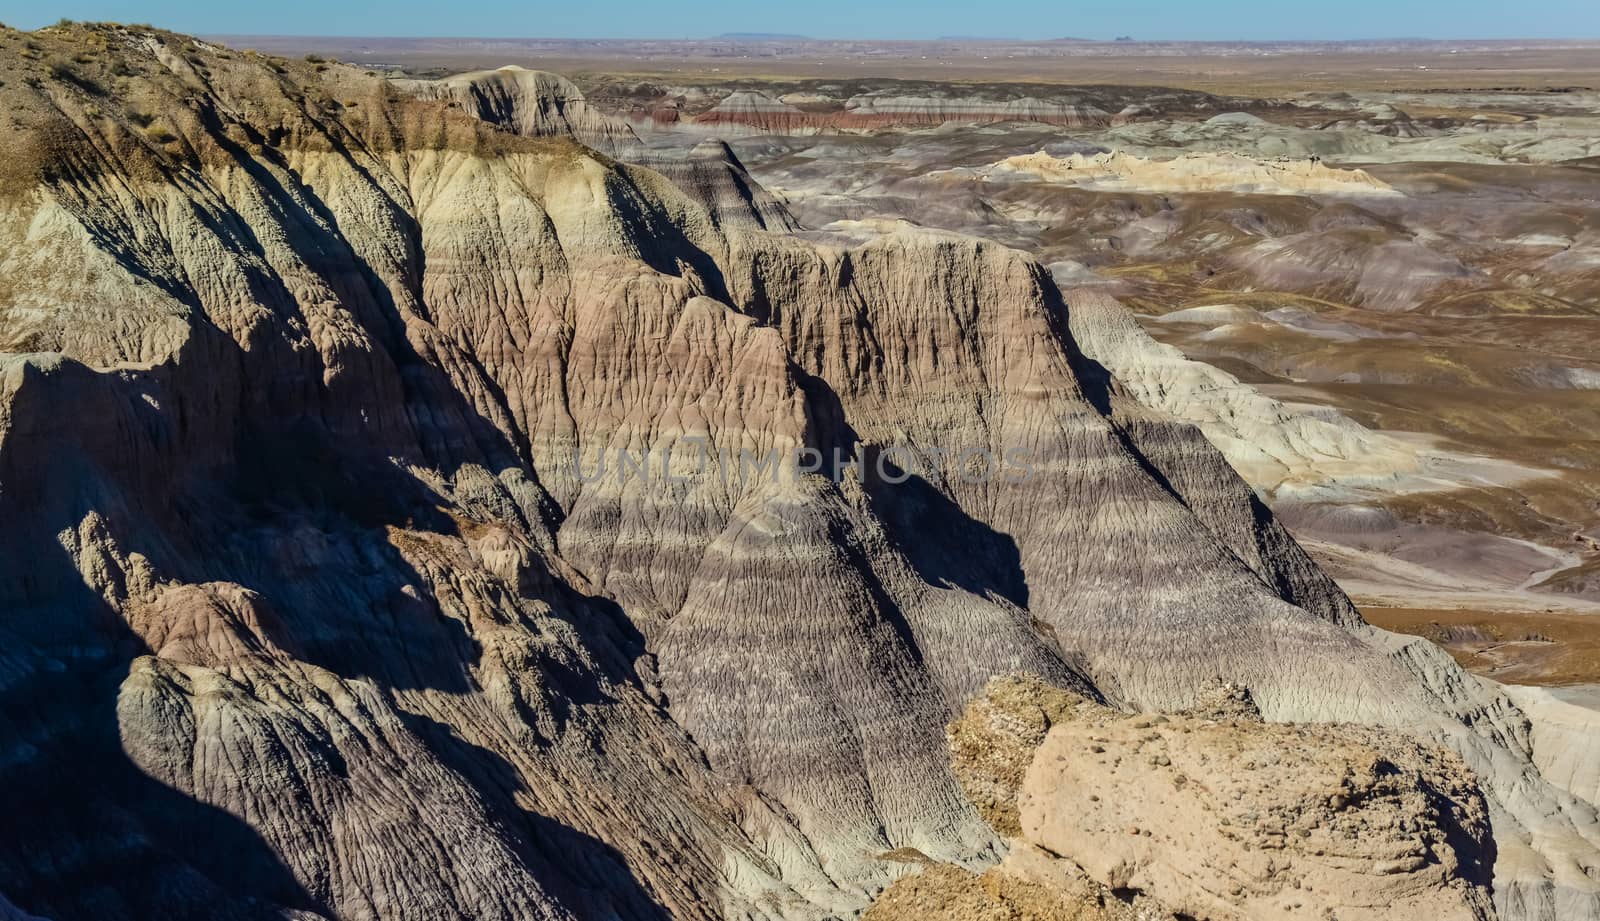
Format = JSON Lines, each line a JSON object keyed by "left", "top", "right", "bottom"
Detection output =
{"left": 1222, "top": 232, "right": 1474, "bottom": 311}
{"left": 630, "top": 139, "right": 800, "bottom": 231}
{"left": 1112, "top": 103, "right": 1156, "bottom": 126}
{"left": 1319, "top": 104, "right": 1434, "bottom": 138}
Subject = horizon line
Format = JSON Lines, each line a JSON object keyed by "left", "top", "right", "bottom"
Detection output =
{"left": 195, "top": 31, "right": 1600, "bottom": 45}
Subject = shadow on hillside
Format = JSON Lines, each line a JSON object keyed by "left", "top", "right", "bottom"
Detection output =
{"left": 398, "top": 708, "right": 670, "bottom": 921}
{"left": 0, "top": 528, "right": 327, "bottom": 919}
{"left": 799, "top": 368, "right": 1031, "bottom": 608}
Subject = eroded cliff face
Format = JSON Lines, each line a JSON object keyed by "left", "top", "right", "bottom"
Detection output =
{"left": 0, "top": 23, "right": 1596, "bottom": 921}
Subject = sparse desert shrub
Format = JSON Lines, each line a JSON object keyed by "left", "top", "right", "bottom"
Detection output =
{"left": 48, "top": 61, "right": 106, "bottom": 95}
{"left": 145, "top": 125, "right": 177, "bottom": 145}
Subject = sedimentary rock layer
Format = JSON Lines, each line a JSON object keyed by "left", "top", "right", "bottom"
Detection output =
{"left": 0, "top": 23, "right": 1596, "bottom": 921}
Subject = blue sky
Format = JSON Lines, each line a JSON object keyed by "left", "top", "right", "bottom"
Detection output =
{"left": 1, "top": 0, "right": 1595, "bottom": 40}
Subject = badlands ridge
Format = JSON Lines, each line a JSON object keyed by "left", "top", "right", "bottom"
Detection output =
{"left": 0, "top": 23, "right": 1596, "bottom": 921}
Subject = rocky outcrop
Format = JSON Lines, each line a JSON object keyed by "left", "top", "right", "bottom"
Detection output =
{"left": 871, "top": 676, "right": 1498, "bottom": 921}
{"left": 1019, "top": 694, "right": 1496, "bottom": 920}
{"left": 0, "top": 23, "right": 1597, "bottom": 921}
{"left": 862, "top": 856, "right": 1160, "bottom": 921}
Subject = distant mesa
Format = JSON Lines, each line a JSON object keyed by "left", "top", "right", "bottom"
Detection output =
{"left": 713, "top": 32, "right": 813, "bottom": 41}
